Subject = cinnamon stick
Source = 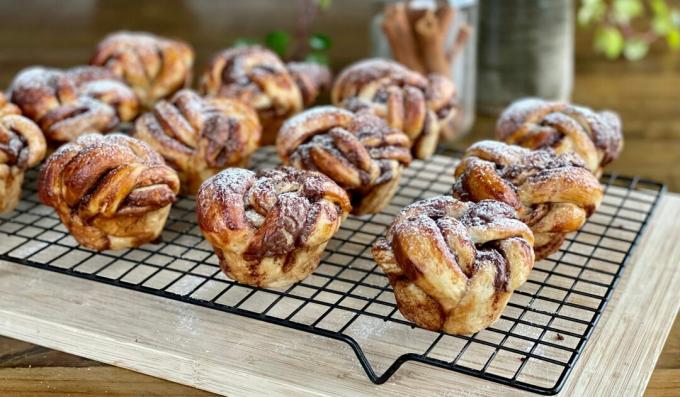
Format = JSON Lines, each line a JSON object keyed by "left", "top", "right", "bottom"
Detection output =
{"left": 381, "top": 3, "right": 426, "bottom": 73}
{"left": 446, "top": 22, "right": 472, "bottom": 64}
{"left": 414, "top": 9, "right": 449, "bottom": 75}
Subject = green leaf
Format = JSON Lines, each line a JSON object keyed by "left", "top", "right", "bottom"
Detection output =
{"left": 317, "top": 0, "right": 332, "bottom": 10}
{"left": 234, "top": 38, "right": 259, "bottom": 47}
{"left": 305, "top": 52, "right": 330, "bottom": 65}
{"left": 623, "top": 38, "right": 649, "bottom": 60}
{"left": 612, "top": 0, "right": 643, "bottom": 25}
{"left": 653, "top": 15, "right": 672, "bottom": 35}
{"left": 578, "top": 0, "right": 606, "bottom": 26}
{"left": 265, "top": 31, "right": 291, "bottom": 59}
{"left": 309, "top": 33, "right": 332, "bottom": 51}
{"left": 651, "top": 0, "right": 670, "bottom": 17}
{"left": 667, "top": 28, "right": 680, "bottom": 50}
{"left": 594, "top": 27, "right": 624, "bottom": 59}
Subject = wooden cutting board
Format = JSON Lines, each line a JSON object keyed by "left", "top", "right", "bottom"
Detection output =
{"left": 0, "top": 192, "right": 678, "bottom": 397}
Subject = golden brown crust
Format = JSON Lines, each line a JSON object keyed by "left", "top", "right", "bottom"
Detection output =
{"left": 133, "top": 89, "right": 261, "bottom": 194}
{"left": 200, "top": 46, "right": 329, "bottom": 145}
{"left": 90, "top": 31, "right": 194, "bottom": 107}
{"left": 285, "top": 62, "right": 332, "bottom": 107}
{"left": 495, "top": 98, "right": 623, "bottom": 176}
{"left": 0, "top": 93, "right": 47, "bottom": 212}
{"left": 0, "top": 92, "right": 21, "bottom": 117}
{"left": 38, "top": 133, "right": 179, "bottom": 250}
{"left": 372, "top": 196, "right": 534, "bottom": 335}
{"left": 452, "top": 141, "right": 604, "bottom": 260}
{"left": 196, "top": 166, "right": 350, "bottom": 288}
{"left": 331, "top": 58, "right": 457, "bottom": 159}
{"left": 9, "top": 66, "right": 139, "bottom": 143}
{"left": 277, "top": 106, "right": 411, "bottom": 215}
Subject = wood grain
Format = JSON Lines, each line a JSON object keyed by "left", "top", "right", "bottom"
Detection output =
{"left": 0, "top": 193, "right": 678, "bottom": 396}
{"left": 0, "top": 1, "right": 678, "bottom": 395}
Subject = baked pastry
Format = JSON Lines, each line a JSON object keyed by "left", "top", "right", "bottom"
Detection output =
{"left": 285, "top": 62, "right": 332, "bottom": 107}
{"left": 38, "top": 133, "right": 179, "bottom": 251}
{"left": 133, "top": 89, "right": 261, "bottom": 194}
{"left": 9, "top": 66, "right": 139, "bottom": 143}
{"left": 372, "top": 196, "right": 534, "bottom": 335}
{"left": 200, "top": 46, "right": 330, "bottom": 144}
{"left": 0, "top": 93, "right": 46, "bottom": 212}
{"left": 331, "top": 58, "right": 457, "bottom": 159}
{"left": 91, "top": 31, "right": 194, "bottom": 107}
{"left": 452, "top": 141, "right": 603, "bottom": 260}
{"left": 495, "top": 98, "right": 623, "bottom": 176}
{"left": 196, "top": 167, "right": 351, "bottom": 288}
{"left": 277, "top": 106, "right": 411, "bottom": 215}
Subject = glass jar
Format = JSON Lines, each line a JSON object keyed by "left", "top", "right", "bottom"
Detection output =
{"left": 370, "top": 0, "right": 479, "bottom": 143}
{"left": 476, "top": 0, "right": 574, "bottom": 114}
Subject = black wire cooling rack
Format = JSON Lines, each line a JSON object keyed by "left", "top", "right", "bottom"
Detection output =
{"left": 0, "top": 146, "right": 665, "bottom": 395}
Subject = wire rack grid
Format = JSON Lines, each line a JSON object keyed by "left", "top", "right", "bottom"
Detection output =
{"left": 0, "top": 146, "right": 665, "bottom": 395}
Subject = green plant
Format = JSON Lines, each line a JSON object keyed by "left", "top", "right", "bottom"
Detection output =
{"left": 578, "top": 0, "right": 680, "bottom": 60}
{"left": 234, "top": 0, "right": 333, "bottom": 64}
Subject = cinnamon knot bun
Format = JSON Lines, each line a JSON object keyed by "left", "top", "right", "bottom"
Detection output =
{"left": 452, "top": 141, "right": 603, "bottom": 260}
{"left": 372, "top": 196, "right": 534, "bottom": 335}
{"left": 90, "top": 31, "right": 194, "bottom": 107}
{"left": 277, "top": 106, "right": 411, "bottom": 215}
{"left": 38, "top": 133, "right": 180, "bottom": 251}
{"left": 133, "top": 89, "right": 261, "bottom": 194}
{"left": 285, "top": 62, "right": 332, "bottom": 107}
{"left": 0, "top": 93, "right": 46, "bottom": 212}
{"left": 496, "top": 98, "right": 623, "bottom": 176}
{"left": 9, "top": 66, "right": 139, "bottom": 143}
{"left": 196, "top": 167, "right": 351, "bottom": 288}
{"left": 200, "top": 46, "right": 330, "bottom": 144}
{"left": 331, "top": 58, "right": 457, "bottom": 159}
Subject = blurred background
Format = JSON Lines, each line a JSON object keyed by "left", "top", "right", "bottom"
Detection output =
{"left": 0, "top": 1, "right": 678, "bottom": 395}
{"left": 0, "top": 0, "right": 679, "bottom": 188}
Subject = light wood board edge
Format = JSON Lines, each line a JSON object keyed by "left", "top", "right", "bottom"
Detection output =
{"left": 0, "top": 194, "right": 679, "bottom": 396}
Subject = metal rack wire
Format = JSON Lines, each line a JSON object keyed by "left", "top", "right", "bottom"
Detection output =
{"left": 0, "top": 146, "right": 664, "bottom": 395}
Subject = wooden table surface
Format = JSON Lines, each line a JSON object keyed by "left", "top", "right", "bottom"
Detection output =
{"left": 0, "top": 1, "right": 678, "bottom": 396}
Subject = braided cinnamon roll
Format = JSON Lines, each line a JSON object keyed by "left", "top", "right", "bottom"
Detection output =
{"left": 90, "top": 31, "right": 194, "bottom": 107}
{"left": 38, "top": 133, "right": 179, "bottom": 251}
{"left": 496, "top": 98, "right": 623, "bottom": 176}
{"left": 332, "top": 58, "right": 457, "bottom": 160}
{"left": 372, "top": 196, "right": 534, "bottom": 335}
{"left": 0, "top": 93, "right": 46, "bottom": 212}
{"left": 285, "top": 62, "right": 332, "bottom": 107}
{"left": 9, "top": 66, "right": 139, "bottom": 143}
{"left": 196, "top": 167, "right": 351, "bottom": 288}
{"left": 133, "top": 89, "right": 261, "bottom": 194}
{"left": 277, "top": 106, "right": 411, "bottom": 215}
{"left": 200, "top": 46, "right": 330, "bottom": 144}
{"left": 453, "top": 141, "right": 603, "bottom": 260}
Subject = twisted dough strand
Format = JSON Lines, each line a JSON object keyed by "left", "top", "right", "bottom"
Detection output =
{"left": 197, "top": 167, "right": 350, "bottom": 288}
{"left": 453, "top": 141, "right": 603, "bottom": 259}
{"left": 373, "top": 196, "right": 534, "bottom": 335}
{"left": 277, "top": 106, "right": 411, "bottom": 215}
{"left": 200, "top": 46, "right": 330, "bottom": 144}
{"left": 39, "top": 133, "right": 179, "bottom": 250}
{"left": 9, "top": 66, "right": 139, "bottom": 143}
{"left": 496, "top": 98, "right": 623, "bottom": 176}
{"left": 91, "top": 31, "right": 194, "bottom": 107}
{"left": 0, "top": 93, "right": 46, "bottom": 212}
{"left": 332, "top": 58, "right": 457, "bottom": 159}
{"left": 134, "top": 89, "right": 261, "bottom": 194}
